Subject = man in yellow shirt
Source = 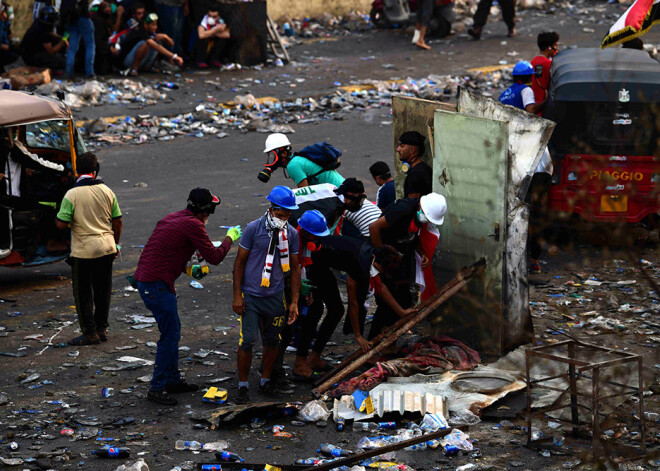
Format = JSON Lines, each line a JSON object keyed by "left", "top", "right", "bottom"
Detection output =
{"left": 57, "top": 152, "right": 122, "bottom": 346}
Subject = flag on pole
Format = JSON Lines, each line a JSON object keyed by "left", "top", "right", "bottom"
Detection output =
{"left": 601, "top": 0, "right": 660, "bottom": 48}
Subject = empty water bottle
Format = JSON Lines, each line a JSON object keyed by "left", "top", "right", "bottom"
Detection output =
{"left": 336, "top": 417, "right": 345, "bottom": 431}
{"left": 202, "top": 441, "right": 229, "bottom": 451}
{"left": 215, "top": 451, "right": 243, "bottom": 462}
{"left": 404, "top": 441, "right": 431, "bottom": 451}
{"left": 175, "top": 440, "right": 202, "bottom": 451}
{"left": 353, "top": 422, "right": 380, "bottom": 432}
{"left": 296, "top": 458, "right": 323, "bottom": 465}
{"left": 318, "top": 443, "right": 353, "bottom": 457}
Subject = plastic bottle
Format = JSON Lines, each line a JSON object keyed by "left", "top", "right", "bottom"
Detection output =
{"left": 92, "top": 447, "right": 130, "bottom": 458}
{"left": 215, "top": 451, "right": 244, "bottom": 462}
{"left": 353, "top": 422, "right": 396, "bottom": 431}
{"left": 318, "top": 444, "right": 353, "bottom": 457}
{"left": 296, "top": 459, "right": 323, "bottom": 465}
{"left": 404, "top": 441, "right": 431, "bottom": 451}
{"left": 202, "top": 441, "right": 228, "bottom": 452}
{"left": 175, "top": 440, "right": 202, "bottom": 451}
{"left": 336, "top": 417, "right": 345, "bottom": 431}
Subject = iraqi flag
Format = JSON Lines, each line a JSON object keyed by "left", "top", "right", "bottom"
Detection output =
{"left": 601, "top": 0, "right": 660, "bottom": 48}
{"left": 415, "top": 222, "right": 440, "bottom": 302}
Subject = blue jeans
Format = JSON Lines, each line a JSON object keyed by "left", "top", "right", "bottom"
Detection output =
{"left": 137, "top": 281, "right": 182, "bottom": 391}
{"left": 122, "top": 40, "right": 159, "bottom": 70}
{"left": 154, "top": 2, "right": 184, "bottom": 53}
{"left": 66, "top": 16, "right": 95, "bottom": 76}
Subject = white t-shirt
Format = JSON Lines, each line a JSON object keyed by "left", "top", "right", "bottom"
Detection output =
{"left": 344, "top": 199, "right": 382, "bottom": 237}
{"left": 521, "top": 87, "right": 535, "bottom": 108}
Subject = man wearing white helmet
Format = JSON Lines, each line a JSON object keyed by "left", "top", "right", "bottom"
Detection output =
{"left": 368, "top": 193, "right": 447, "bottom": 338}
{"left": 258, "top": 133, "right": 345, "bottom": 188}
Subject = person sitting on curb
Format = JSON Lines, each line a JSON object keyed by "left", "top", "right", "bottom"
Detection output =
{"left": 193, "top": 3, "right": 230, "bottom": 68}
{"left": 134, "top": 188, "right": 241, "bottom": 405}
{"left": 120, "top": 12, "right": 182, "bottom": 77}
{"left": 232, "top": 186, "right": 300, "bottom": 404}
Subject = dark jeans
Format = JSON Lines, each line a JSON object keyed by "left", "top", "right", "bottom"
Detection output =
{"left": 297, "top": 264, "right": 345, "bottom": 357}
{"left": 417, "top": 0, "right": 434, "bottom": 27}
{"left": 24, "top": 51, "right": 66, "bottom": 71}
{"left": 137, "top": 280, "right": 182, "bottom": 391}
{"left": 193, "top": 37, "right": 227, "bottom": 63}
{"left": 472, "top": 0, "right": 516, "bottom": 29}
{"left": 525, "top": 172, "right": 552, "bottom": 260}
{"left": 154, "top": 1, "right": 184, "bottom": 53}
{"left": 71, "top": 254, "right": 114, "bottom": 337}
{"left": 368, "top": 275, "right": 414, "bottom": 340}
{"left": 66, "top": 16, "right": 95, "bottom": 76}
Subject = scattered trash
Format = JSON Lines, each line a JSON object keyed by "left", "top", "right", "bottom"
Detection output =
{"left": 300, "top": 399, "right": 332, "bottom": 422}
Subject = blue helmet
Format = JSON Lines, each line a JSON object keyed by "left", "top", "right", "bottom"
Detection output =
{"left": 267, "top": 185, "right": 299, "bottom": 210}
{"left": 299, "top": 210, "right": 331, "bottom": 237}
{"left": 512, "top": 61, "right": 534, "bottom": 77}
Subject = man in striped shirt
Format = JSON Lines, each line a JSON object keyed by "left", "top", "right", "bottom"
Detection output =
{"left": 334, "top": 178, "right": 382, "bottom": 241}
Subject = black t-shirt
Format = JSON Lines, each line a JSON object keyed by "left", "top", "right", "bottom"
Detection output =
{"left": 404, "top": 161, "right": 432, "bottom": 197}
{"left": 311, "top": 235, "right": 373, "bottom": 282}
{"left": 381, "top": 197, "right": 419, "bottom": 249}
{"left": 121, "top": 27, "right": 153, "bottom": 59}
{"left": 20, "top": 23, "right": 57, "bottom": 60}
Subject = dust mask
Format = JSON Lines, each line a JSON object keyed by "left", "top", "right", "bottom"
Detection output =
{"left": 207, "top": 17, "right": 216, "bottom": 26}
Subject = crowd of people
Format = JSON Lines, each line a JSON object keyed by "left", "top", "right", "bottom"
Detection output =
{"left": 1, "top": 0, "right": 239, "bottom": 77}
{"left": 54, "top": 130, "right": 447, "bottom": 405}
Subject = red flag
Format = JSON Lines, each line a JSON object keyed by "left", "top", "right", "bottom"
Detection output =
{"left": 602, "top": 0, "right": 660, "bottom": 48}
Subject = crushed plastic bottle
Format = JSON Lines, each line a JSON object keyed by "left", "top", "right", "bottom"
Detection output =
{"left": 214, "top": 451, "right": 244, "bottom": 462}
{"left": 202, "top": 441, "right": 229, "bottom": 452}
{"left": 175, "top": 440, "right": 202, "bottom": 450}
{"left": 419, "top": 413, "right": 448, "bottom": 432}
{"left": 440, "top": 429, "right": 474, "bottom": 451}
{"left": 318, "top": 443, "right": 353, "bottom": 457}
{"left": 92, "top": 447, "right": 131, "bottom": 458}
{"left": 353, "top": 422, "right": 396, "bottom": 432}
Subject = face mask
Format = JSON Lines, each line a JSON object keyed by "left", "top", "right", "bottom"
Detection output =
{"left": 207, "top": 17, "right": 216, "bottom": 26}
{"left": 417, "top": 210, "right": 429, "bottom": 224}
{"left": 272, "top": 216, "right": 287, "bottom": 230}
{"left": 401, "top": 162, "right": 410, "bottom": 174}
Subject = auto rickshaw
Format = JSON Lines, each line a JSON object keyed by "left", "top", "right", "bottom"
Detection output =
{"left": 0, "top": 90, "right": 86, "bottom": 267}
{"left": 544, "top": 48, "right": 660, "bottom": 225}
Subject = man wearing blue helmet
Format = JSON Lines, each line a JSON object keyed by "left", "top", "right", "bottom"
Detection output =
{"left": 232, "top": 185, "right": 301, "bottom": 404}
{"left": 499, "top": 61, "right": 546, "bottom": 115}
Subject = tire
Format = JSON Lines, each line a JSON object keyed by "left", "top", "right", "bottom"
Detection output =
{"left": 370, "top": 7, "right": 391, "bottom": 29}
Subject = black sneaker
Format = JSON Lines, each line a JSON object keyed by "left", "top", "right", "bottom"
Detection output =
{"left": 257, "top": 380, "right": 283, "bottom": 398}
{"left": 147, "top": 390, "right": 177, "bottom": 405}
{"left": 165, "top": 382, "right": 199, "bottom": 394}
{"left": 235, "top": 386, "right": 250, "bottom": 404}
{"left": 272, "top": 377, "right": 295, "bottom": 394}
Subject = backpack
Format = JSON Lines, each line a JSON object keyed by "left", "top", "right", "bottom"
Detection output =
{"left": 294, "top": 142, "right": 342, "bottom": 180}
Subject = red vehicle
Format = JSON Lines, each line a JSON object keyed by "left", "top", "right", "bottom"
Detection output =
{"left": 544, "top": 48, "right": 660, "bottom": 225}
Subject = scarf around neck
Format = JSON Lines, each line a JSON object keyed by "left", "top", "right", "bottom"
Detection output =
{"left": 261, "top": 211, "right": 290, "bottom": 287}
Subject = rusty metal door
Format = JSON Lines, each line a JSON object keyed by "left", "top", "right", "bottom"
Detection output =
{"left": 432, "top": 109, "right": 509, "bottom": 355}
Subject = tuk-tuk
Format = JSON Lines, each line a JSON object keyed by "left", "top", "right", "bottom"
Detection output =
{"left": 544, "top": 48, "right": 660, "bottom": 224}
{"left": 0, "top": 90, "right": 86, "bottom": 267}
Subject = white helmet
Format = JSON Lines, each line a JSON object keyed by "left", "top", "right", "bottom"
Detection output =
{"left": 264, "top": 133, "right": 292, "bottom": 153}
{"left": 420, "top": 193, "right": 447, "bottom": 226}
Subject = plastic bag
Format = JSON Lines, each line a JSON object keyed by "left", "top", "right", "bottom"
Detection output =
{"left": 448, "top": 409, "right": 481, "bottom": 426}
{"left": 113, "top": 459, "right": 149, "bottom": 471}
{"left": 419, "top": 413, "right": 449, "bottom": 432}
{"left": 300, "top": 399, "right": 331, "bottom": 422}
{"left": 440, "top": 429, "right": 473, "bottom": 451}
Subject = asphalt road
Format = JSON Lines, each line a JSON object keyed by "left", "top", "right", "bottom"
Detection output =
{"left": 2, "top": 3, "right": 660, "bottom": 470}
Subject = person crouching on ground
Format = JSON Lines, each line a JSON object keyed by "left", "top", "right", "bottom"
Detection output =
{"left": 120, "top": 12, "right": 182, "bottom": 77}
{"left": 232, "top": 185, "right": 301, "bottom": 404}
{"left": 134, "top": 188, "right": 241, "bottom": 405}
{"left": 194, "top": 3, "right": 230, "bottom": 68}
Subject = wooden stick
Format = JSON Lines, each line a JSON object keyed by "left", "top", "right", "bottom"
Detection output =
{"left": 313, "top": 261, "right": 479, "bottom": 388}
{"left": 301, "top": 426, "right": 466, "bottom": 471}
{"left": 312, "top": 258, "right": 486, "bottom": 397}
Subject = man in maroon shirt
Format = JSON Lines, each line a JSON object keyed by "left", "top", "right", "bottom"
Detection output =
{"left": 134, "top": 188, "right": 241, "bottom": 405}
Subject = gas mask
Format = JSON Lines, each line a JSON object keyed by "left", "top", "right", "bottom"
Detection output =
{"left": 257, "top": 147, "right": 290, "bottom": 183}
{"left": 401, "top": 162, "right": 410, "bottom": 174}
{"left": 417, "top": 210, "right": 429, "bottom": 224}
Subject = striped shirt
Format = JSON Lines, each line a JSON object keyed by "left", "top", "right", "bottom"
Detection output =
{"left": 344, "top": 200, "right": 382, "bottom": 237}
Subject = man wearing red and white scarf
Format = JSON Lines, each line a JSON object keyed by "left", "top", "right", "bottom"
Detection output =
{"left": 232, "top": 186, "right": 300, "bottom": 404}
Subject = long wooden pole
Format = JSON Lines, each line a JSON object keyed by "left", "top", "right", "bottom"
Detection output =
{"left": 313, "top": 260, "right": 482, "bottom": 388}
{"left": 312, "top": 258, "right": 485, "bottom": 397}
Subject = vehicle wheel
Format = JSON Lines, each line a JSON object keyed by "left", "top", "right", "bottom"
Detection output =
{"left": 370, "top": 7, "right": 391, "bottom": 29}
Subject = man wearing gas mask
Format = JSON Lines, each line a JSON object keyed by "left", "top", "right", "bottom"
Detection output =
{"left": 258, "top": 133, "right": 345, "bottom": 188}
{"left": 133, "top": 188, "right": 240, "bottom": 405}
{"left": 396, "top": 131, "right": 432, "bottom": 199}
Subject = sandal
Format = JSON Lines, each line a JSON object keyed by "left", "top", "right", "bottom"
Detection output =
{"left": 68, "top": 334, "right": 101, "bottom": 346}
